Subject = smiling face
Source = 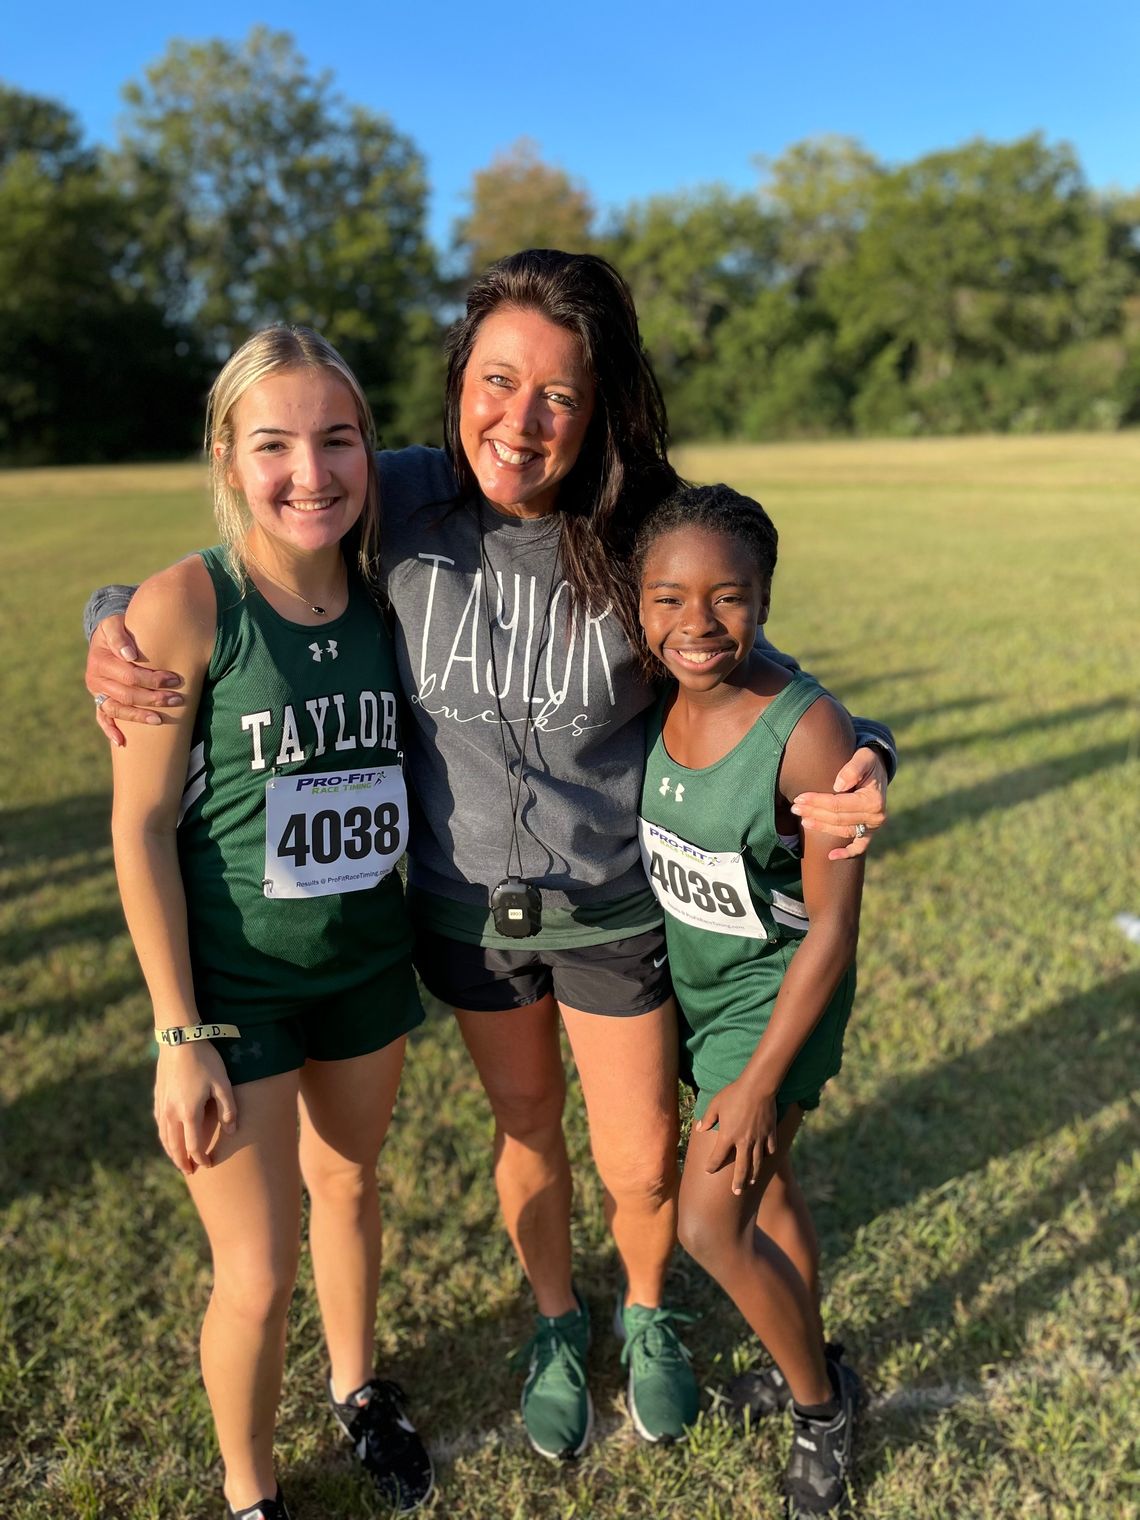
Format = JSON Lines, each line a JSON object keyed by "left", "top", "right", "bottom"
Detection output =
{"left": 639, "top": 526, "right": 770, "bottom": 693}
{"left": 458, "top": 306, "right": 595, "bottom": 518}
{"left": 222, "top": 367, "right": 370, "bottom": 561}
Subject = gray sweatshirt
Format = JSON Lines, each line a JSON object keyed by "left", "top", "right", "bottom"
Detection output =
{"left": 86, "top": 446, "right": 896, "bottom": 911}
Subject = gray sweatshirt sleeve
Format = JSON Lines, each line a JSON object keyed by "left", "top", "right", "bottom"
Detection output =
{"left": 757, "top": 628, "right": 898, "bottom": 780}
{"left": 83, "top": 585, "right": 137, "bottom": 642}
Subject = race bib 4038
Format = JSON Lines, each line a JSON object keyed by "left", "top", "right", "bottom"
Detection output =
{"left": 638, "top": 816, "right": 768, "bottom": 940}
{"left": 264, "top": 768, "right": 407, "bottom": 899}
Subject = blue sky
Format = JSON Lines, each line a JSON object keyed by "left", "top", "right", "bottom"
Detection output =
{"left": 7, "top": 1, "right": 1138, "bottom": 244}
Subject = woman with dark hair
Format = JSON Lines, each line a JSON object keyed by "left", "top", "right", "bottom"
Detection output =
{"left": 86, "top": 250, "right": 892, "bottom": 1464}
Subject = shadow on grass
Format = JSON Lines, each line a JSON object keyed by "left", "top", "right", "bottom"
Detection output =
{"left": 355, "top": 1249, "right": 688, "bottom": 1488}
{"left": 901, "top": 693, "right": 1132, "bottom": 764}
{"left": 1, "top": 973, "right": 141, "bottom": 1040}
{"left": 874, "top": 693, "right": 999, "bottom": 730}
{"left": 0, "top": 903, "right": 128, "bottom": 973}
{"left": 685, "top": 973, "right": 1137, "bottom": 1409}
{"left": 797, "top": 667, "right": 943, "bottom": 708}
{"left": 783, "top": 968, "right": 1140, "bottom": 1482}
{"left": 847, "top": 1097, "right": 1138, "bottom": 1496}
{"left": 0, "top": 791, "right": 110, "bottom": 869}
{"left": 0, "top": 1060, "right": 154, "bottom": 1208}
{"left": 6, "top": 971, "right": 1134, "bottom": 1500}
{"left": 877, "top": 738, "right": 1135, "bottom": 856}
{"left": 862, "top": 1111, "right": 1137, "bottom": 1367}
{"left": 808, "top": 969, "right": 1139, "bottom": 1244}
{"left": 800, "top": 681, "right": 999, "bottom": 735}
{"left": 3, "top": 854, "right": 115, "bottom": 905}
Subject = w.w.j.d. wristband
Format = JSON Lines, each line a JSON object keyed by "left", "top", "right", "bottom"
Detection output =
{"left": 156, "top": 1023, "right": 240, "bottom": 1047}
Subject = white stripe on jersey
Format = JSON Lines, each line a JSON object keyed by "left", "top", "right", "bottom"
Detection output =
{"left": 178, "top": 741, "right": 207, "bottom": 826}
{"left": 770, "top": 888, "right": 809, "bottom": 934}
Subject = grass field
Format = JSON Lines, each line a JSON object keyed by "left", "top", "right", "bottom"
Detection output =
{"left": 1, "top": 434, "right": 1137, "bottom": 1519}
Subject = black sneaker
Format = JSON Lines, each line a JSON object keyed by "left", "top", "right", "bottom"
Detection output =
{"left": 225, "top": 1489, "right": 292, "bottom": 1520}
{"left": 727, "top": 1342, "right": 848, "bottom": 1425}
{"left": 329, "top": 1376, "right": 435, "bottom": 1513}
{"left": 784, "top": 1356, "right": 863, "bottom": 1518}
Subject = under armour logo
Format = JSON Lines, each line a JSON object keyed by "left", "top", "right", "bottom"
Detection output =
{"left": 658, "top": 777, "right": 685, "bottom": 803}
{"left": 309, "top": 640, "right": 338, "bottom": 662}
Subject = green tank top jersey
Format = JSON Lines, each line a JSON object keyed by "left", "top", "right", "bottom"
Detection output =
{"left": 639, "top": 671, "right": 856, "bottom": 1115}
{"left": 177, "top": 547, "right": 414, "bottom": 1017}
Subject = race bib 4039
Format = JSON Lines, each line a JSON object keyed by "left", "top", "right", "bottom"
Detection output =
{"left": 263, "top": 768, "right": 407, "bottom": 899}
{"left": 638, "top": 816, "right": 768, "bottom": 941}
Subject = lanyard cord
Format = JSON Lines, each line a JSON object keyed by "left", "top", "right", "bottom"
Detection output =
{"left": 478, "top": 500, "right": 564, "bottom": 881}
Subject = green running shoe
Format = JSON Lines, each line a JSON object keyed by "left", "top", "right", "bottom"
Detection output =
{"left": 615, "top": 1297, "right": 699, "bottom": 1443}
{"left": 516, "top": 1293, "right": 593, "bottom": 1460}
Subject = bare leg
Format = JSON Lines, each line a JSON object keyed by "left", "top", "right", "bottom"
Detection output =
{"left": 679, "top": 1105, "right": 831, "bottom": 1407}
{"left": 298, "top": 1038, "right": 407, "bottom": 1400}
{"left": 186, "top": 1070, "right": 302, "bottom": 1512}
{"left": 455, "top": 999, "right": 575, "bottom": 1317}
{"left": 756, "top": 1148, "right": 823, "bottom": 1337}
{"left": 560, "top": 1000, "right": 680, "bottom": 1309}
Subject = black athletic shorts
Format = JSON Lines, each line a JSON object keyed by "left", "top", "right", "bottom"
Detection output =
{"left": 413, "top": 924, "right": 673, "bottom": 1017}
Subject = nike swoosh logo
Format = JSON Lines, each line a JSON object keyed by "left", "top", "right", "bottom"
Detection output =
{"left": 653, "top": 954, "right": 668, "bottom": 969}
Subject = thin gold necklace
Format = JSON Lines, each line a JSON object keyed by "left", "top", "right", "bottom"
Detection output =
{"left": 242, "top": 547, "right": 344, "bottom": 617}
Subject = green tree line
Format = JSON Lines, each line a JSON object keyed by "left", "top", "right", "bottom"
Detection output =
{"left": 4, "top": 27, "right": 1139, "bottom": 464}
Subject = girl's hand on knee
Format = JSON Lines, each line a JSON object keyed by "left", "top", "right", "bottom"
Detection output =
{"left": 696, "top": 1080, "right": 779, "bottom": 1196}
{"left": 154, "top": 1044, "right": 238, "bottom": 1175}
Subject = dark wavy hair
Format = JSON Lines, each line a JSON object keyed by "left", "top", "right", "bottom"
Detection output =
{"left": 443, "top": 249, "right": 682, "bottom": 643}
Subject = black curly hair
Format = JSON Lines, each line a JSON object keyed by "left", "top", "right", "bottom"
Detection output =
{"left": 632, "top": 483, "right": 779, "bottom": 587}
